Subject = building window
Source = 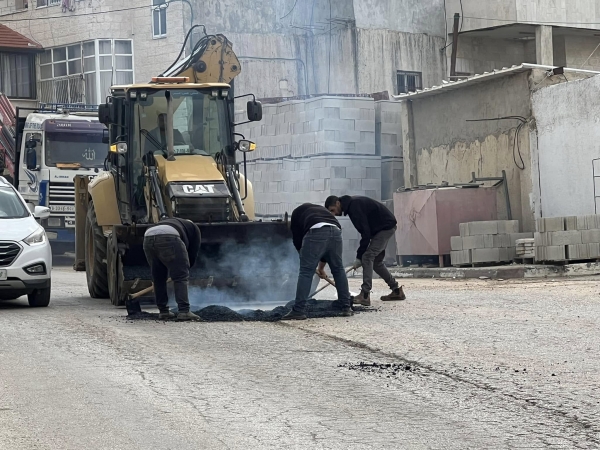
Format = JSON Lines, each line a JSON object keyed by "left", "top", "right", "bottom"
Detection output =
{"left": 152, "top": 0, "right": 167, "bottom": 38}
{"left": 0, "top": 52, "right": 36, "bottom": 99}
{"left": 397, "top": 71, "right": 423, "bottom": 94}
{"left": 39, "top": 39, "right": 134, "bottom": 105}
{"left": 36, "top": 0, "right": 60, "bottom": 7}
{"left": 15, "top": 0, "right": 29, "bottom": 10}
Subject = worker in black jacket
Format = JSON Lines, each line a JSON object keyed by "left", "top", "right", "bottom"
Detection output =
{"left": 282, "top": 203, "right": 353, "bottom": 320}
{"left": 143, "top": 218, "right": 203, "bottom": 321}
{"left": 325, "top": 195, "right": 406, "bottom": 306}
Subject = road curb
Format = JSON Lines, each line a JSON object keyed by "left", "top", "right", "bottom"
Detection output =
{"left": 365, "top": 262, "right": 600, "bottom": 280}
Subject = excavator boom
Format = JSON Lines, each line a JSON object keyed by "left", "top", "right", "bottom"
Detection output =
{"left": 160, "top": 29, "right": 241, "bottom": 83}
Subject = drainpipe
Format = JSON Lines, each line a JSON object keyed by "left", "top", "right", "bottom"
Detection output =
{"left": 450, "top": 13, "right": 460, "bottom": 77}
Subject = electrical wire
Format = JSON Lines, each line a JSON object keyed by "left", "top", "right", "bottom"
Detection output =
{"left": 280, "top": 0, "right": 298, "bottom": 20}
{"left": 465, "top": 117, "right": 527, "bottom": 170}
{"left": 0, "top": 4, "right": 156, "bottom": 22}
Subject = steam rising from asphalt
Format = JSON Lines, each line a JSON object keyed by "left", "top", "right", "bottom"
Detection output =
{"left": 184, "top": 238, "right": 300, "bottom": 311}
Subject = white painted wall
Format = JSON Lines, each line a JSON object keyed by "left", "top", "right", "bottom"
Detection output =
{"left": 532, "top": 74, "right": 600, "bottom": 218}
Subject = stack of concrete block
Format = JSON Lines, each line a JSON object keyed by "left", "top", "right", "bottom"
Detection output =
{"left": 450, "top": 220, "right": 533, "bottom": 266}
{"left": 515, "top": 239, "right": 535, "bottom": 259}
{"left": 245, "top": 155, "right": 381, "bottom": 217}
{"left": 535, "top": 215, "right": 600, "bottom": 262}
{"left": 236, "top": 96, "right": 377, "bottom": 162}
{"left": 381, "top": 157, "right": 404, "bottom": 200}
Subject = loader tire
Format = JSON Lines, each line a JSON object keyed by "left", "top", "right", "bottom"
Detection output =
{"left": 107, "top": 233, "right": 125, "bottom": 307}
{"left": 85, "top": 200, "right": 109, "bottom": 299}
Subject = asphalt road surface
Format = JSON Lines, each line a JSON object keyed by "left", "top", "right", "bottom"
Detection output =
{"left": 0, "top": 257, "right": 599, "bottom": 449}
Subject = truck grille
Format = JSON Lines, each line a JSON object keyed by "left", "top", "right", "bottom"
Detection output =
{"left": 0, "top": 242, "right": 21, "bottom": 267}
{"left": 174, "top": 197, "right": 231, "bottom": 223}
{"left": 48, "top": 182, "right": 75, "bottom": 215}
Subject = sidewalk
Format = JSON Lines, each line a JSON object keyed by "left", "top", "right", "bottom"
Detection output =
{"left": 349, "top": 262, "right": 600, "bottom": 280}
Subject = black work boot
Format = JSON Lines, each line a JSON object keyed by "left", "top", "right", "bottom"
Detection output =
{"left": 339, "top": 308, "right": 354, "bottom": 317}
{"left": 381, "top": 286, "right": 406, "bottom": 301}
{"left": 281, "top": 310, "right": 307, "bottom": 321}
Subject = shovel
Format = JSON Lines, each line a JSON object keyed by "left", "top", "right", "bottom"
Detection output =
{"left": 309, "top": 267, "right": 357, "bottom": 298}
{"left": 126, "top": 278, "right": 172, "bottom": 315}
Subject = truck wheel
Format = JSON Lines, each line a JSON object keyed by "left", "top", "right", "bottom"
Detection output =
{"left": 85, "top": 200, "right": 109, "bottom": 298}
{"left": 28, "top": 284, "right": 51, "bottom": 307}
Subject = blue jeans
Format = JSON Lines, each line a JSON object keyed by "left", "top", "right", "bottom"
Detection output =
{"left": 293, "top": 226, "right": 351, "bottom": 313}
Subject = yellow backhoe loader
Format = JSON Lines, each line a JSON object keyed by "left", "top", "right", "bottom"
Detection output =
{"left": 74, "top": 28, "right": 297, "bottom": 307}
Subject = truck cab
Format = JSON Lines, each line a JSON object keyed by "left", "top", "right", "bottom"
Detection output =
{"left": 17, "top": 106, "right": 107, "bottom": 254}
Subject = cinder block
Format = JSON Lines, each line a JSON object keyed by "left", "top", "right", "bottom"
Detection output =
{"left": 451, "top": 236, "right": 463, "bottom": 251}
{"left": 498, "top": 247, "right": 515, "bottom": 262}
{"left": 339, "top": 108, "right": 361, "bottom": 120}
{"left": 544, "top": 217, "right": 566, "bottom": 232}
{"left": 545, "top": 245, "right": 566, "bottom": 261}
{"left": 346, "top": 166, "right": 367, "bottom": 179}
{"left": 451, "top": 250, "right": 471, "bottom": 266}
{"left": 468, "top": 221, "right": 499, "bottom": 236}
{"left": 589, "top": 243, "right": 600, "bottom": 258}
{"left": 535, "top": 245, "right": 546, "bottom": 262}
{"left": 567, "top": 244, "right": 589, "bottom": 260}
{"left": 581, "top": 229, "right": 600, "bottom": 244}
{"left": 463, "top": 235, "right": 485, "bottom": 250}
{"left": 472, "top": 248, "right": 501, "bottom": 263}
{"left": 536, "top": 218, "right": 545, "bottom": 233}
{"left": 497, "top": 220, "right": 519, "bottom": 234}
{"left": 548, "top": 230, "right": 582, "bottom": 246}
{"left": 484, "top": 234, "right": 495, "bottom": 248}
{"left": 459, "top": 223, "right": 470, "bottom": 237}
{"left": 534, "top": 232, "right": 547, "bottom": 246}
{"left": 565, "top": 216, "right": 577, "bottom": 231}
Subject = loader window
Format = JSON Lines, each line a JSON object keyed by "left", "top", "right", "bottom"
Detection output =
{"left": 138, "top": 89, "right": 233, "bottom": 160}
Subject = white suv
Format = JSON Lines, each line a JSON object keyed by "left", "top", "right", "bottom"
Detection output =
{"left": 0, "top": 176, "right": 52, "bottom": 307}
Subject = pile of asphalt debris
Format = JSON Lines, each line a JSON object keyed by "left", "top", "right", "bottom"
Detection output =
{"left": 126, "top": 299, "right": 372, "bottom": 322}
{"left": 339, "top": 362, "right": 419, "bottom": 376}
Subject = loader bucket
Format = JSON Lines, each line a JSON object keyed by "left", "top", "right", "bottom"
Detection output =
{"left": 111, "top": 220, "right": 299, "bottom": 309}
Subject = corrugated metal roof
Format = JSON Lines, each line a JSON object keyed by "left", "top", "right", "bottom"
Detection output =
{"left": 393, "top": 64, "right": 600, "bottom": 101}
{"left": 0, "top": 24, "right": 42, "bottom": 51}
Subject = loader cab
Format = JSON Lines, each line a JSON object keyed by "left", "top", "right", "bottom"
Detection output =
{"left": 99, "top": 82, "right": 262, "bottom": 224}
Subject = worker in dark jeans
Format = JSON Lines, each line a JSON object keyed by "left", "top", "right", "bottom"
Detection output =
{"left": 282, "top": 203, "right": 353, "bottom": 320}
{"left": 143, "top": 218, "right": 203, "bottom": 321}
{"left": 325, "top": 195, "right": 406, "bottom": 306}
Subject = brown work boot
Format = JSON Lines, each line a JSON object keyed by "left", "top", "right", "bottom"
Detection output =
{"left": 176, "top": 311, "right": 205, "bottom": 321}
{"left": 281, "top": 310, "right": 307, "bottom": 321}
{"left": 352, "top": 290, "right": 371, "bottom": 307}
{"left": 380, "top": 286, "right": 406, "bottom": 301}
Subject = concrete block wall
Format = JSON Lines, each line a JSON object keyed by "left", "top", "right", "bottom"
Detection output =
{"left": 535, "top": 215, "right": 600, "bottom": 262}
{"left": 451, "top": 220, "right": 533, "bottom": 266}
{"left": 236, "top": 96, "right": 405, "bottom": 266}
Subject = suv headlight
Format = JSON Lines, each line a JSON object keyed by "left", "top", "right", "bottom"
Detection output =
{"left": 23, "top": 226, "right": 47, "bottom": 246}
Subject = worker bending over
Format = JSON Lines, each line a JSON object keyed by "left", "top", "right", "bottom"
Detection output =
{"left": 282, "top": 203, "right": 353, "bottom": 320}
{"left": 325, "top": 195, "right": 406, "bottom": 306}
{"left": 143, "top": 218, "right": 203, "bottom": 321}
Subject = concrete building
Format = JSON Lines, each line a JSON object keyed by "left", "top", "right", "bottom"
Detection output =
{"left": 444, "top": 0, "right": 600, "bottom": 76}
{"left": 0, "top": 23, "right": 42, "bottom": 108}
{"left": 0, "top": 0, "right": 449, "bottom": 106}
{"left": 396, "top": 64, "right": 599, "bottom": 234}
{"left": 532, "top": 73, "right": 600, "bottom": 219}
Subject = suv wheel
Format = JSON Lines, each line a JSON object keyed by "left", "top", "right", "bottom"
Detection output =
{"left": 28, "top": 283, "right": 51, "bottom": 307}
